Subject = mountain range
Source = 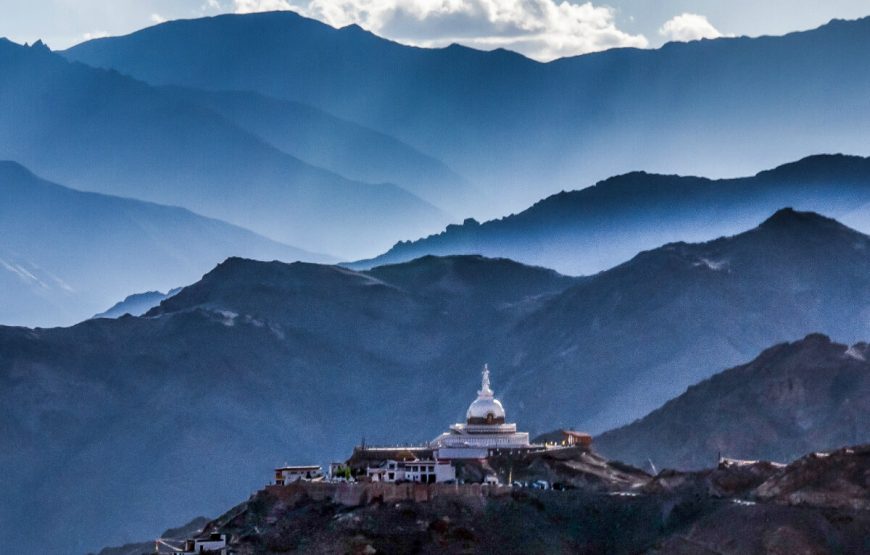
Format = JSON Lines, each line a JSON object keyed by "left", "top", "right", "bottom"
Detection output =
{"left": 65, "top": 12, "right": 870, "bottom": 214}
{"left": 595, "top": 334, "right": 870, "bottom": 471}
{"left": 0, "top": 38, "right": 448, "bottom": 259}
{"left": 353, "top": 154, "right": 870, "bottom": 275}
{"left": 4, "top": 209, "right": 870, "bottom": 553}
{"left": 4, "top": 8, "right": 870, "bottom": 555}
{"left": 0, "top": 161, "right": 325, "bottom": 327}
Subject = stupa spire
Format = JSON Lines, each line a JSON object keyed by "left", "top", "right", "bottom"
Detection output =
{"left": 478, "top": 364, "right": 494, "bottom": 398}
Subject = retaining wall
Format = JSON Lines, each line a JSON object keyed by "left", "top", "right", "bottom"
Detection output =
{"left": 264, "top": 481, "right": 513, "bottom": 508}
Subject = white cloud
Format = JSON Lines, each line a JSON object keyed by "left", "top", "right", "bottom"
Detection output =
{"left": 234, "top": 0, "right": 294, "bottom": 11}
{"left": 82, "top": 31, "right": 110, "bottom": 40}
{"left": 659, "top": 13, "right": 722, "bottom": 42}
{"left": 151, "top": 13, "right": 167, "bottom": 24}
{"left": 232, "top": 0, "right": 649, "bottom": 61}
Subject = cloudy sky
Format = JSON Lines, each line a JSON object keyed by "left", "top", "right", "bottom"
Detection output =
{"left": 3, "top": 0, "right": 869, "bottom": 61}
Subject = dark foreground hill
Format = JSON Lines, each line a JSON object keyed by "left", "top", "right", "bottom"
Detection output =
{"left": 6, "top": 211, "right": 870, "bottom": 553}
{"left": 354, "top": 155, "right": 870, "bottom": 274}
{"left": 595, "top": 334, "right": 870, "bottom": 471}
{"left": 98, "top": 444, "right": 870, "bottom": 555}
{"left": 0, "top": 161, "right": 325, "bottom": 327}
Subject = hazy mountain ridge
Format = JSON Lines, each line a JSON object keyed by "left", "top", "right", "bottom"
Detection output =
{"left": 92, "top": 288, "right": 181, "bottom": 319}
{"left": 353, "top": 154, "right": 870, "bottom": 274}
{"left": 0, "top": 38, "right": 446, "bottom": 259}
{"left": 162, "top": 86, "right": 474, "bottom": 213}
{"left": 594, "top": 334, "right": 870, "bottom": 471}
{"left": 5, "top": 210, "right": 870, "bottom": 552}
{"left": 0, "top": 161, "right": 326, "bottom": 327}
{"left": 65, "top": 13, "right": 870, "bottom": 213}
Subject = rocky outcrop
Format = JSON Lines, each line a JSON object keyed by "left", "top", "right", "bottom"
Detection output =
{"left": 756, "top": 444, "right": 870, "bottom": 511}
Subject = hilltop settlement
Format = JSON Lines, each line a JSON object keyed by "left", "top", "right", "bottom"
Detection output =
{"left": 138, "top": 364, "right": 870, "bottom": 555}
{"left": 272, "top": 366, "right": 599, "bottom": 488}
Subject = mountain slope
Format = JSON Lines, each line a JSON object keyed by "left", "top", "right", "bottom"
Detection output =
{"left": 5, "top": 212, "right": 870, "bottom": 552}
{"left": 353, "top": 155, "right": 870, "bottom": 275}
{"left": 0, "top": 161, "right": 328, "bottom": 327}
{"left": 0, "top": 38, "right": 445, "bottom": 258}
{"left": 163, "top": 87, "right": 474, "bottom": 213}
{"left": 493, "top": 208, "right": 870, "bottom": 434}
{"left": 595, "top": 334, "right": 870, "bottom": 471}
{"left": 65, "top": 12, "right": 870, "bottom": 213}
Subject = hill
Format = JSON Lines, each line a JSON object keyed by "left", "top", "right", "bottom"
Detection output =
{"left": 0, "top": 161, "right": 326, "bottom": 327}
{"left": 6, "top": 211, "right": 870, "bottom": 552}
{"left": 0, "top": 254, "right": 579, "bottom": 553}
{"left": 595, "top": 335, "right": 870, "bottom": 470}
{"left": 65, "top": 12, "right": 870, "bottom": 214}
{"left": 0, "top": 38, "right": 445, "bottom": 258}
{"left": 97, "top": 445, "right": 870, "bottom": 555}
{"left": 353, "top": 155, "right": 870, "bottom": 275}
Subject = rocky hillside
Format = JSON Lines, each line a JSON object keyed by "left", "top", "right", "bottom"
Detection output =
{"left": 595, "top": 335, "right": 870, "bottom": 470}
{"left": 117, "top": 444, "right": 867, "bottom": 555}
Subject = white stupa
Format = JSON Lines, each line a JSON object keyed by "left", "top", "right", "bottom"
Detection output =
{"left": 430, "top": 364, "right": 532, "bottom": 459}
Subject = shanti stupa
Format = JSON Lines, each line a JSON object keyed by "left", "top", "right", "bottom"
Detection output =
{"left": 429, "top": 364, "right": 532, "bottom": 458}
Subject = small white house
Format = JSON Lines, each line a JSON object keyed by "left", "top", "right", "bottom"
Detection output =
{"left": 367, "top": 459, "right": 455, "bottom": 483}
{"left": 274, "top": 465, "right": 323, "bottom": 485}
{"left": 181, "top": 533, "right": 227, "bottom": 554}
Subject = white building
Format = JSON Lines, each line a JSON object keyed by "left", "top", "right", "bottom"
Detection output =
{"left": 430, "top": 365, "right": 534, "bottom": 459}
{"left": 274, "top": 465, "right": 323, "bottom": 485}
{"left": 178, "top": 533, "right": 227, "bottom": 554}
{"left": 367, "top": 459, "right": 456, "bottom": 483}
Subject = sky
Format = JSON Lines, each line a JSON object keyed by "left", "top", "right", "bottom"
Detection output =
{"left": 2, "top": 0, "right": 869, "bottom": 61}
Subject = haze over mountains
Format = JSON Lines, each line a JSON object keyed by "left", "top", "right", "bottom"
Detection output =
{"left": 0, "top": 37, "right": 447, "bottom": 260}
{"left": 355, "top": 154, "right": 870, "bottom": 274}
{"left": 4, "top": 210, "right": 870, "bottom": 553}
{"left": 4, "top": 11, "right": 870, "bottom": 325}
{"left": 0, "top": 161, "right": 325, "bottom": 327}
{"left": 162, "top": 86, "right": 475, "bottom": 214}
{"left": 4, "top": 9, "right": 870, "bottom": 553}
{"left": 66, "top": 11, "right": 870, "bottom": 213}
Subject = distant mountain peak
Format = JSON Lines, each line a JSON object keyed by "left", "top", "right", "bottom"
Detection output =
{"left": 30, "top": 39, "right": 50, "bottom": 52}
{"left": 758, "top": 208, "right": 841, "bottom": 230}
{"left": 0, "top": 160, "right": 35, "bottom": 178}
{"left": 755, "top": 153, "right": 870, "bottom": 181}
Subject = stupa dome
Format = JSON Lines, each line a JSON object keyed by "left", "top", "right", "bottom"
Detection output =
{"left": 466, "top": 364, "right": 506, "bottom": 425}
